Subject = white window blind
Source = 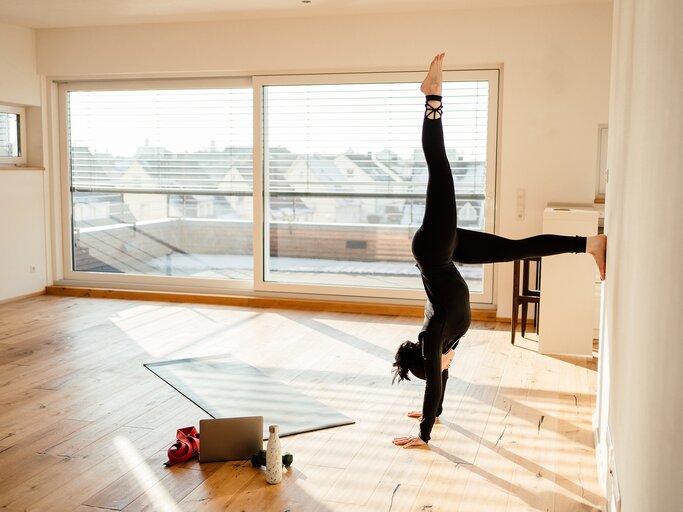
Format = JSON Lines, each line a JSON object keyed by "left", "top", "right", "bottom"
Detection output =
{"left": 68, "top": 89, "right": 253, "bottom": 194}
{"left": 261, "top": 79, "right": 492, "bottom": 292}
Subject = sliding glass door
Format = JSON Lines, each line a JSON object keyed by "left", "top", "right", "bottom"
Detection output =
{"left": 60, "top": 70, "right": 498, "bottom": 302}
{"left": 257, "top": 71, "right": 498, "bottom": 300}
{"left": 62, "top": 81, "right": 253, "bottom": 282}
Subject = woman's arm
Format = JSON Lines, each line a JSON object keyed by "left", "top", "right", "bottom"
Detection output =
{"left": 393, "top": 366, "right": 445, "bottom": 448}
{"left": 435, "top": 368, "right": 449, "bottom": 417}
{"left": 393, "top": 317, "right": 449, "bottom": 448}
{"left": 418, "top": 329, "right": 444, "bottom": 443}
{"left": 408, "top": 368, "right": 448, "bottom": 419}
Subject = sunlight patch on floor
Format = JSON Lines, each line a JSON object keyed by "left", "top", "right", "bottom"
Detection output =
{"left": 113, "top": 435, "right": 181, "bottom": 512}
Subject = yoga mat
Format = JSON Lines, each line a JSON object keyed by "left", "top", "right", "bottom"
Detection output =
{"left": 144, "top": 355, "right": 354, "bottom": 438}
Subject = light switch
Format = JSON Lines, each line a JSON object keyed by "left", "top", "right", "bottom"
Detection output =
{"left": 516, "top": 189, "right": 526, "bottom": 221}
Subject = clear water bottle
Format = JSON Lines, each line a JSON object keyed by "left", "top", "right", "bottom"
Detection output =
{"left": 266, "top": 424, "right": 283, "bottom": 484}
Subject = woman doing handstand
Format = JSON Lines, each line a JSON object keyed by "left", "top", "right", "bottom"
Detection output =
{"left": 392, "top": 53, "right": 607, "bottom": 448}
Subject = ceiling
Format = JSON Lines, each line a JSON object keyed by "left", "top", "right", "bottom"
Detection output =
{"left": 0, "top": 0, "right": 609, "bottom": 29}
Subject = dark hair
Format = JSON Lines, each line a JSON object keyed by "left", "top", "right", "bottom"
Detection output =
{"left": 392, "top": 340, "right": 425, "bottom": 383}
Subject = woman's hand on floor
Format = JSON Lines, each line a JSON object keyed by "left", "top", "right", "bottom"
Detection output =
{"left": 392, "top": 435, "right": 427, "bottom": 448}
{"left": 407, "top": 411, "right": 439, "bottom": 423}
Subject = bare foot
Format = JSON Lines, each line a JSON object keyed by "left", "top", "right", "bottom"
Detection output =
{"left": 586, "top": 234, "right": 607, "bottom": 280}
{"left": 420, "top": 52, "right": 445, "bottom": 96}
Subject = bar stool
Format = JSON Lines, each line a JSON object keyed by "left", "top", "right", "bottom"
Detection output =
{"left": 511, "top": 257, "right": 541, "bottom": 345}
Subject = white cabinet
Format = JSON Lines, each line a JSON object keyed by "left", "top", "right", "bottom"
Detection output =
{"left": 539, "top": 207, "right": 599, "bottom": 356}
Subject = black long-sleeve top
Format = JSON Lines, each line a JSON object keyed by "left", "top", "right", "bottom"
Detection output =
{"left": 417, "top": 262, "right": 471, "bottom": 442}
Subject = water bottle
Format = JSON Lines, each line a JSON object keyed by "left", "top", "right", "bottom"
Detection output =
{"left": 265, "top": 424, "right": 282, "bottom": 484}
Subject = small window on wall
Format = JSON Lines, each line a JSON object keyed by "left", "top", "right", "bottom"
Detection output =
{"left": 0, "top": 104, "right": 26, "bottom": 166}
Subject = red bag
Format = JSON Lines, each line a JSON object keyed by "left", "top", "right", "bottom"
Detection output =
{"left": 165, "top": 426, "right": 200, "bottom": 466}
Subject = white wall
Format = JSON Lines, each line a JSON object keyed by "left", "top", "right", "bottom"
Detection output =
{"left": 598, "top": 0, "right": 683, "bottom": 509}
{"left": 0, "top": 171, "right": 47, "bottom": 301}
{"left": 0, "top": 23, "right": 41, "bottom": 106}
{"left": 0, "top": 23, "right": 47, "bottom": 302}
{"left": 34, "top": 3, "right": 612, "bottom": 311}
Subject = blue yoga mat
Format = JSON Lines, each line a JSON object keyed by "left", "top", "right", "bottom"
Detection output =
{"left": 144, "top": 355, "right": 354, "bottom": 438}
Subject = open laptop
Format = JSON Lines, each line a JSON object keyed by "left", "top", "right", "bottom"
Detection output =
{"left": 198, "top": 416, "right": 264, "bottom": 462}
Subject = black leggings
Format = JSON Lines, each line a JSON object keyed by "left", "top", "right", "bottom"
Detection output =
{"left": 412, "top": 95, "right": 585, "bottom": 268}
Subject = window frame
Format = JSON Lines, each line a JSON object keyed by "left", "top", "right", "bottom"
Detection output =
{"left": 57, "top": 77, "right": 255, "bottom": 293}
{"left": 0, "top": 103, "right": 27, "bottom": 167}
{"left": 253, "top": 69, "right": 499, "bottom": 304}
{"left": 55, "top": 69, "right": 499, "bottom": 305}
{"left": 596, "top": 124, "right": 608, "bottom": 201}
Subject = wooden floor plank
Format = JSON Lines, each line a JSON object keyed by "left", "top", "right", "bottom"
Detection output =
{"left": 0, "top": 425, "right": 152, "bottom": 511}
{"left": 0, "top": 295, "right": 604, "bottom": 511}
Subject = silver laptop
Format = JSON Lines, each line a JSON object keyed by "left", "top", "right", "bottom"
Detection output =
{"left": 198, "top": 416, "right": 264, "bottom": 463}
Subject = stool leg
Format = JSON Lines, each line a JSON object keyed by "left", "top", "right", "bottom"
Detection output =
{"left": 512, "top": 299, "right": 518, "bottom": 344}
{"left": 534, "top": 260, "right": 542, "bottom": 333}
{"left": 511, "top": 260, "right": 521, "bottom": 345}
{"left": 521, "top": 301, "right": 528, "bottom": 338}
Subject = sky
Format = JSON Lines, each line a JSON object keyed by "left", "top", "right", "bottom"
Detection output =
{"left": 68, "top": 81, "right": 490, "bottom": 162}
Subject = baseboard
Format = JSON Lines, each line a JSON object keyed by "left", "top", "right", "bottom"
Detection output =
{"left": 0, "top": 289, "right": 46, "bottom": 305}
{"left": 495, "top": 316, "right": 537, "bottom": 328}
{"left": 46, "top": 285, "right": 498, "bottom": 321}
{"left": 606, "top": 427, "right": 622, "bottom": 512}
{"left": 594, "top": 420, "right": 608, "bottom": 509}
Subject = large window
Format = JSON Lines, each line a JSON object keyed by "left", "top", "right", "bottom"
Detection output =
{"left": 63, "top": 83, "right": 253, "bottom": 280}
{"left": 60, "top": 70, "right": 498, "bottom": 302}
{"left": 257, "top": 71, "right": 498, "bottom": 299}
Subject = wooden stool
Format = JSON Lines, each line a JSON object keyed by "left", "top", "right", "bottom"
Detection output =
{"left": 511, "top": 257, "right": 541, "bottom": 345}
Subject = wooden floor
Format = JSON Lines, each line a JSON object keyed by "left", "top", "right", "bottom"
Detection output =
{"left": 0, "top": 295, "right": 604, "bottom": 511}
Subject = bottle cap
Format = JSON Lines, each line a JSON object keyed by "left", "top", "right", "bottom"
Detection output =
{"left": 269, "top": 424, "right": 279, "bottom": 434}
